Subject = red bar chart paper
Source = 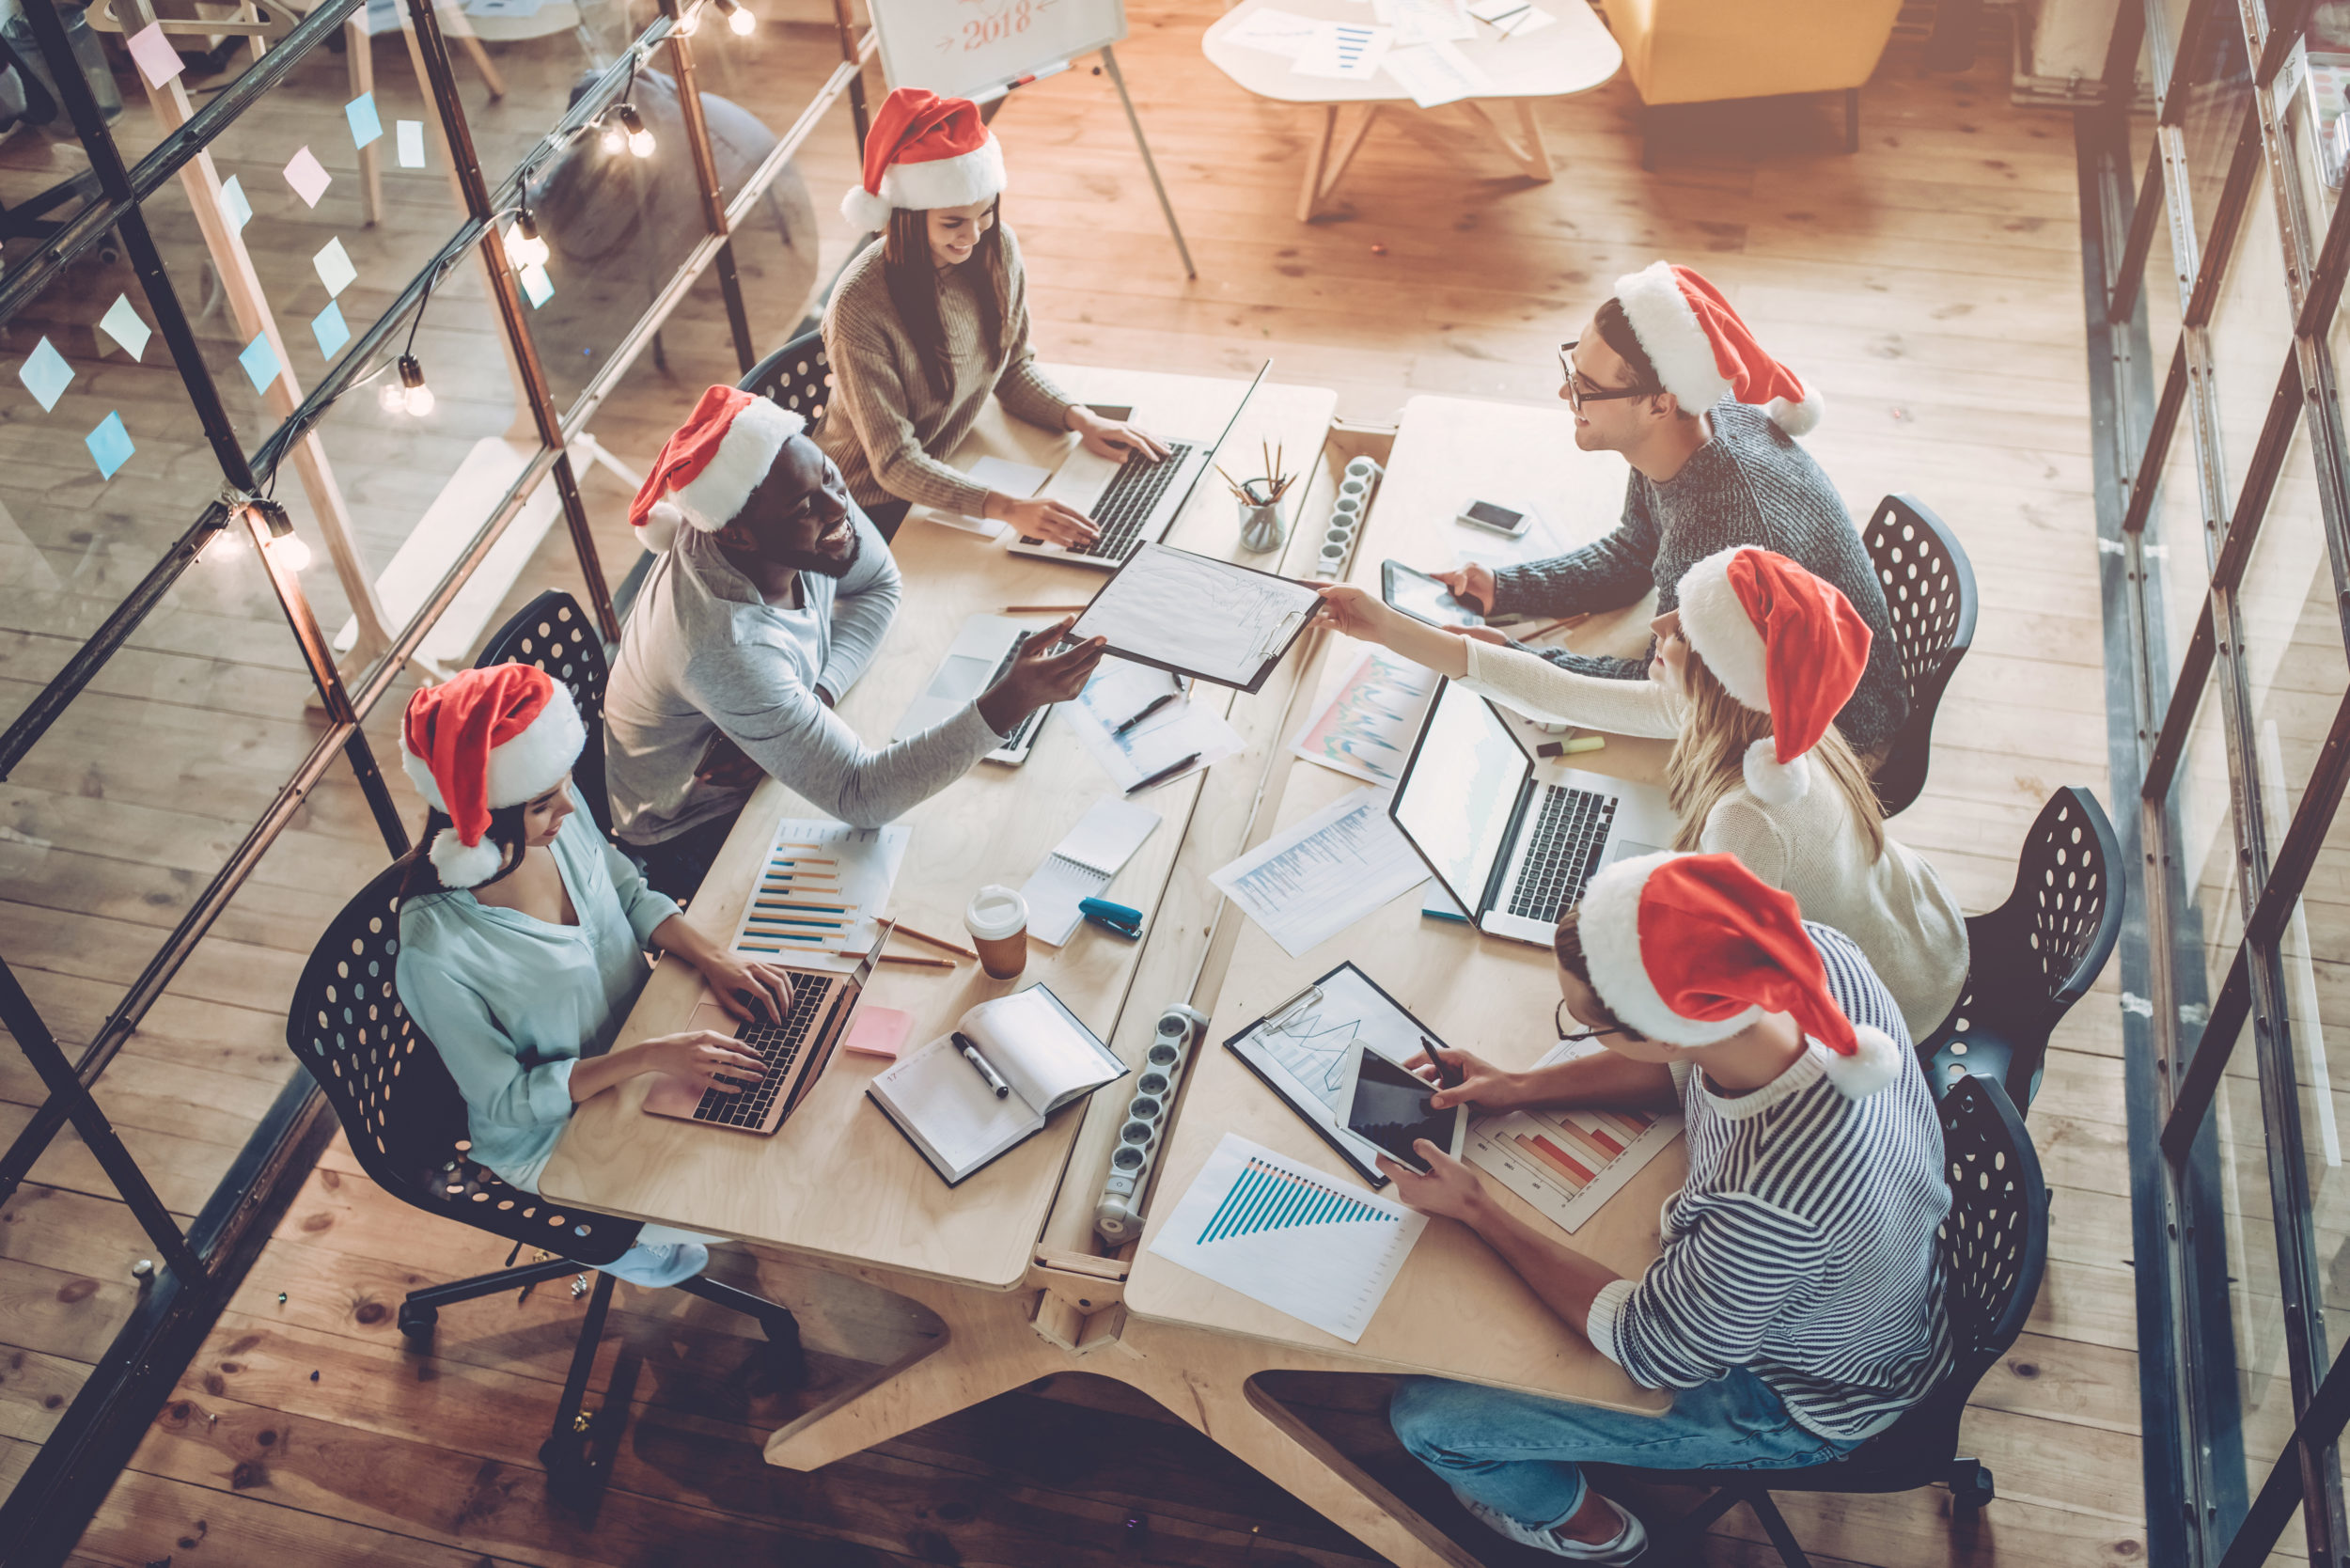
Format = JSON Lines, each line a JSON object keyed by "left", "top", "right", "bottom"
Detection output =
{"left": 1465, "top": 1044, "right": 1684, "bottom": 1233}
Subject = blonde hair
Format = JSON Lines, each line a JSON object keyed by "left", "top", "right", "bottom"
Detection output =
{"left": 1665, "top": 649, "right": 1885, "bottom": 859}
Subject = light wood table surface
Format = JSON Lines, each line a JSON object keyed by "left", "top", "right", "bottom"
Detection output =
{"left": 1201, "top": 0, "right": 1622, "bottom": 218}
{"left": 540, "top": 368, "right": 1338, "bottom": 1289}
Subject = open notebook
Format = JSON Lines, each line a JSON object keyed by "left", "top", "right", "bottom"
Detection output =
{"left": 867, "top": 986, "right": 1128, "bottom": 1185}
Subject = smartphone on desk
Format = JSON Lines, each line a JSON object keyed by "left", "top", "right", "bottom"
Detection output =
{"left": 1382, "top": 559, "right": 1483, "bottom": 630}
{"left": 1345, "top": 1049, "right": 1468, "bottom": 1176}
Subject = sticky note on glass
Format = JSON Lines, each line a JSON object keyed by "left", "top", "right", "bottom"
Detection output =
{"left": 125, "top": 22, "right": 183, "bottom": 88}
{"left": 311, "top": 300, "right": 351, "bottom": 359}
{"left": 396, "top": 120, "right": 426, "bottom": 168}
{"left": 519, "top": 262, "right": 554, "bottom": 307}
{"left": 312, "top": 237, "right": 357, "bottom": 297}
{"left": 99, "top": 294, "right": 151, "bottom": 360}
{"left": 345, "top": 91, "right": 383, "bottom": 149}
{"left": 283, "top": 147, "right": 332, "bottom": 208}
{"left": 238, "top": 331, "right": 282, "bottom": 395}
{"left": 85, "top": 412, "right": 133, "bottom": 479}
{"left": 18, "top": 337, "right": 72, "bottom": 411}
{"left": 220, "top": 175, "right": 252, "bottom": 236}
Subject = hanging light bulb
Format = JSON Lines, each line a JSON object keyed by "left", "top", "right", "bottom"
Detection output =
{"left": 399, "top": 354, "right": 434, "bottom": 417}
{"left": 378, "top": 378, "right": 409, "bottom": 414}
{"left": 716, "top": 0, "right": 755, "bottom": 35}
{"left": 600, "top": 113, "right": 629, "bottom": 155}
{"left": 618, "top": 104, "right": 655, "bottom": 159}
{"left": 506, "top": 211, "right": 549, "bottom": 269}
{"left": 272, "top": 532, "right": 313, "bottom": 571}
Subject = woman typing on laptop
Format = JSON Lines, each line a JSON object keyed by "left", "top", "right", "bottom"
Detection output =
{"left": 392, "top": 666, "right": 795, "bottom": 1288}
{"left": 1322, "top": 548, "right": 1966, "bottom": 1041}
{"left": 818, "top": 86, "right": 1167, "bottom": 543}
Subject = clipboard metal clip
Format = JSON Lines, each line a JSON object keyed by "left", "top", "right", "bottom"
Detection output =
{"left": 1262, "top": 981, "right": 1324, "bottom": 1033}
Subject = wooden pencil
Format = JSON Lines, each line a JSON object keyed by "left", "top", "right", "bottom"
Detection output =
{"left": 890, "top": 923, "right": 979, "bottom": 961}
{"left": 878, "top": 953, "right": 953, "bottom": 969}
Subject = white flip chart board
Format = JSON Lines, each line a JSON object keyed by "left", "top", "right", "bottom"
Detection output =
{"left": 870, "top": 0, "right": 1129, "bottom": 102}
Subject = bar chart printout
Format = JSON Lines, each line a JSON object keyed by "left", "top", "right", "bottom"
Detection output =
{"left": 1465, "top": 1044, "right": 1684, "bottom": 1233}
{"left": 727, "top": 818, "right": 910, "bottom": 968}
{"left": 1208, "top": 785, "right": 1430, "bottom": 956}
{"left": 1148, "top": 1133, "right": 1425, "bottom": 1341}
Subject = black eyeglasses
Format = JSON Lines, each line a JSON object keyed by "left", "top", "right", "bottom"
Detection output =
{"left": 1558, "top": 339, "right": 1654, "bottom": 417}
{"left": 1557, "top": 997, "right": 1628, "bottom": 1043}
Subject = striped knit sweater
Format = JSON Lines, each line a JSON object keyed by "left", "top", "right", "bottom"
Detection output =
{"left": 817, "top": 226, "right": 1074, "bottom": 519}
{"left": 1489, "top": 401, "right": 1909, "bottom": 755}
{"left": 1584, "top": 924, "right": 1953, "bottom": 1441}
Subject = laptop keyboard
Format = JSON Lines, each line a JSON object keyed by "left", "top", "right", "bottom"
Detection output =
{"left": 1506, "top": 787, "right": 1620, "bottom": 921}
{"left": 1023, "top": 442, "right": 1196, "bottom": 561}
{"left": 693, "top": 975, "right": 841, "bottom": 1129}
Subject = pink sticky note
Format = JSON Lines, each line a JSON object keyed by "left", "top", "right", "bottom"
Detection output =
{"left": 841, "top": 1007, "right": 914, "bottom": 1059}
{"left": 125, "top": 23, "right": 183, "bottom": 89}
{"left": 282, "top": 146, "right": 332, "bottom": 209}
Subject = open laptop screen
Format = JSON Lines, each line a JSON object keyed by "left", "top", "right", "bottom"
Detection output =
{"left": 1391, "top": 681, "right": 1531, "bottom": 917}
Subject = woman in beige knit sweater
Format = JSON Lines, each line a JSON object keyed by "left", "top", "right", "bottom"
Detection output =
{"left": 821, "top": 87, "right": 1165, "bottom": 542}
{"left": 1319, "top": 547, "right": 1966, "bottom": 1042}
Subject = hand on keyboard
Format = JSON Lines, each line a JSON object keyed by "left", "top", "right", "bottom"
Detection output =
{"left": 1068, "top": 406, "right": 1171, "bottom": 465}
{"left": 692, "top": 951, "right": 796, "bottom": 1025}
{"left": 635, "top": 1030, "right": 769, "bottom": 1094}
{"left": 987, "top": 493, "right": 1099, "bottom": 549}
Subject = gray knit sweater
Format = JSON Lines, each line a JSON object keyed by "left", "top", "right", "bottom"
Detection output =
{"left": 1490, "top": 402, "right": 1908, "bottom": 754}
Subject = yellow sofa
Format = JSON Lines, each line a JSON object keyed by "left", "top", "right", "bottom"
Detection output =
{"left": 1601, "top": 0, "right": 1908, "bottom": 164}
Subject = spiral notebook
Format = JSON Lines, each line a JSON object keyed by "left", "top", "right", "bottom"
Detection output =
{"left": 1021, "top": 797, "right": 1161, "bottom": 945}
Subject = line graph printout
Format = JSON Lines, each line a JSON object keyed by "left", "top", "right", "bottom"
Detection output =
{"left": 1072, "top": 541, "right": 1321, "bottom": 689}
{"left": 1291, "top": 647, "right": 1438, "bottom": 786}
{"left": 1209, "top": 786, "right": 1429, "bottom": 956}
{"left": 1465, "top": 1041, "right": 1684, "bottom": 1233}
{"left": 1149, "top": 1134, "right": 1424, "bottom": 1341}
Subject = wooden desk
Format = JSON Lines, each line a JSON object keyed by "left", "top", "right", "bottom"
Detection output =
{"left": 1201, "top": 0, "right": 1622, "bottom": 219}
{"left": 540, "top": 368, "right": 1337, "bottom": 1291}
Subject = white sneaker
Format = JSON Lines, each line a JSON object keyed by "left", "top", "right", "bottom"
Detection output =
{"left": 600, "top": 1241, "right": 709, "bottom": 1288}
{"left": 1453, "top": 1487, "right": 1650, "bottom": 1563}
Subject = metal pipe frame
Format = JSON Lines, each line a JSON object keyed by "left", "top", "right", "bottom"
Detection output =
{"left": 659, "top": 0, "right": 757, "bottom": 374}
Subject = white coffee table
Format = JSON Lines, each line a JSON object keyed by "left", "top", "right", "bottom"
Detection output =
{"left": 1202, "top": 0, "right": 1621, "bottom": 219}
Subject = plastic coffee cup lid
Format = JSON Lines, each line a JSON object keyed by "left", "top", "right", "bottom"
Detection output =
{"left": 964, "top": 884, "right": 1029, "bottom": 940}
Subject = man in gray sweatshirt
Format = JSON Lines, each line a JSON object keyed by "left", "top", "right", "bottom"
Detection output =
{"left": 1433, "top": 262, "right": 1907, "bottom": 759}
{"left": 603, "top": 385, "right": 1102, "bottom": 898}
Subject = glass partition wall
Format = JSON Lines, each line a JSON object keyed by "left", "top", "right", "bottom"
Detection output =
{"left": 2081, "top": 1, "right": 2350, "bottom": 1562}
{"left": 0, "top": 0, "right": 867, "bottom": 1556}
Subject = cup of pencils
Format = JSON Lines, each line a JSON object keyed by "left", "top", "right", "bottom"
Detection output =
{"left": 1223, "top": 443, "right": 1294, "bottom": 555}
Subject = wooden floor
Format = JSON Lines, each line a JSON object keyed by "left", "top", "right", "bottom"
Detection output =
{"left": 0, "top": 3, "right": 2169, "bottom": 1563}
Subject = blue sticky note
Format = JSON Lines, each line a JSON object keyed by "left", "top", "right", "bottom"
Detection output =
{"left": 85, "top": 411, "right": 133, "bottom": 478}
{"left": 238, "top": 331, "right": 281, "bottom": 394}
{"left": 345, "top": 91, "right": 383, "bottom": 150}
{"left": 519, "top": 261, "right": 554, "bottom": 307}
{"left": 18, "top": 337, "right": 72, "bottom": 411}
{"left": 220, "top": 174, "right": 252, "bottom": 235}
{"left": 311, "top": 300, "right": 351, "bottom": 359}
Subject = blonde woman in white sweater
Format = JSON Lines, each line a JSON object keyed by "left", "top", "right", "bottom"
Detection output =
{"left": 1317, "top": 546, "right": 1966, "bottom": 1040}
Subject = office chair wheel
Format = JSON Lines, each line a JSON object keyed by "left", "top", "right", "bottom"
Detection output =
{"left": 396, "top": 1302, "right": 438, "bottom": 1347}
{"left": 1950, "top": 1460, "right": 1995, "bottom": 1513}
{"left": 540, "top": 1414, "right": 618, "bottom": 1509}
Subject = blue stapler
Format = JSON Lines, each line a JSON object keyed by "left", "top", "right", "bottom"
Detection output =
{"left": 1079, "top": 897, "right": 1144, "bottom": 940}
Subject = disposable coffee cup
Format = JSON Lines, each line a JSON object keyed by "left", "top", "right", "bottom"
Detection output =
{"left": 964, "top": 885, "right": 1029, "bottom": 980}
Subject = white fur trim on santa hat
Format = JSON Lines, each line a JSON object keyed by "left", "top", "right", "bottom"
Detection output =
{"left": 840, "top": 138, "right": 1006, "bottom": 230}
{"left": 399, "top": 680, "right": 586, "bottom": 816}
{"left": 1768, "top": 388, "right": 1824, "bottom": 437}
{"left": 428, "top": 827, "right": 509, "bottom": 889}
{"left": 636, "top": 498, "right": 684, "bottom": 556}
{"left": 1613, "top": 260, "right": 1731, "bottom": 415}
{"left": 1576, "top": 851, "right": 1761, "bottom": 1048}
{"left": 1674, "top": 547, "right": 1770, "bottom": 712}
{"left": 667, "top": 399, "right": 806, "bottom": 535}
{"left": 1743, "top": 738, "right": 1810, "bottom": 806}
{"left": 1817, "top": 1025, "right": 1904, "bottom": 1099}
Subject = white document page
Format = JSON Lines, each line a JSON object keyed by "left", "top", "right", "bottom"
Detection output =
{"left": 1021, "top": 797, "right": 1162, "bottom": 944}
{"left": 728, "top": 819, "right": 910, "bottom": 968}
{"left": 1379, "top": 39, "right": 1496, "bottom": 107}
{"left": 1209, "top": 786, "right": 1431, "bottom": 957}
{"left": 1060, "top": 658, "right": 1246, "bottom": 792}
{"left": 971, "top": 986, "right": 1121, "bottom": 1112}
{"left": 1465, "top": 0, "right": 1556, "bottom": 36}
{"left": 1072, "top": 542, "right": 1320, "bottom": 687}
{"left": 1292, "top": 22, "right": 1393, "bottom": 80}
{"left": 1224, "top": 6, "right": 1321, "bottom": 55}
{"left": 1371, "top": 0, "right": 1472, "bottom": 45}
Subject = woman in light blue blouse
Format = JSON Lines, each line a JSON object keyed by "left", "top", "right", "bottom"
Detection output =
{"left": 393, "top": 664, "right": 797, "bottom": 1287}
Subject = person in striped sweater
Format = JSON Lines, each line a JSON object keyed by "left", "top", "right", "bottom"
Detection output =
{"left": 1383, "top": 853, "right": 1952, "bottom": 1562}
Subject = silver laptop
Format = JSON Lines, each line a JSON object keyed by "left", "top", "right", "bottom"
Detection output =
{"left": 1388, "top": 680, "right": 1678, "bottom": 946}
{"left": 1005, "top": 363, "right": 1270, "bottom": 570}
{"left": 890, "top": 613, "right": 1048, "bottom": 764}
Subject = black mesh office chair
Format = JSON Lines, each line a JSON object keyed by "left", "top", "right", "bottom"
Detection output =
{"left": 286, "top": 862, "right": 806, "bottom": 1506}
{"left": 476, "top": 590, "right": 612, "bottom": 838}
{"left": 1917, "top": 787, "right": 2123, "bottom": 1112}
{"left": 1860, "top": 495, "right": 1977, "bottom": 818}
{"left": 740, "top": 327, "right": 834, "bottom": 431}
{"left": 1634, "top": 1075, "right": 2049, "bottom": 1566}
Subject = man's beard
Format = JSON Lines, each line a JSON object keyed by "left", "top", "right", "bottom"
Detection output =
{"left": 775, "top": 525, "right": 860, "bottom": 580}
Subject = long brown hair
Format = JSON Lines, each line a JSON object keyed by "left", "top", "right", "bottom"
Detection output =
{"left": 1665, "top": 649, "right": 1886, "bottom": 859}
{"left": 882, "top": 201, "right": 1007, "bottom": 402}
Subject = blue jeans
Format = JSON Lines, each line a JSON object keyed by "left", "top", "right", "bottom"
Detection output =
{"left": 1390, "top": 1370, "right": 1860, "bottom": 1530}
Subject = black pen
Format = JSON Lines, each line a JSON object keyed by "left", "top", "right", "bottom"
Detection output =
{"left": 1422, "top": 1034, "right": 1465, "bottom": 1090}
{"left": 1114, "top": 691, "right": 1180, "bottom": 736}
{"left": 953, "top": 1030, "right": 1011, "bottom": 1099}
{"left": 1126, "top": 751, "right": 1201, "bottom": 794}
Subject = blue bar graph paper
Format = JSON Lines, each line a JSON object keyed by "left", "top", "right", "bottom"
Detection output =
{"left": 1198, "top": 1156, "right": 1390, "bottom": 1244}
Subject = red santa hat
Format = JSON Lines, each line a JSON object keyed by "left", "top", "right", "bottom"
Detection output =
{"left": 400, "top": 664, "right": 586, "bottom": 889}
{"left": 1612, "top": 261, "right": 1822, "bottom": 435}
{"left": 1674, "top": 546, "right": 1872, "bottom": 807}
{"left": 628, "top": 384, "right": 806, "bottom": 554}
{"left": 840, "top": 86, "right": 1007, "bottom": 231}
{"left": 1576, "top": 852, "right": 1904, "bottom": 1099}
